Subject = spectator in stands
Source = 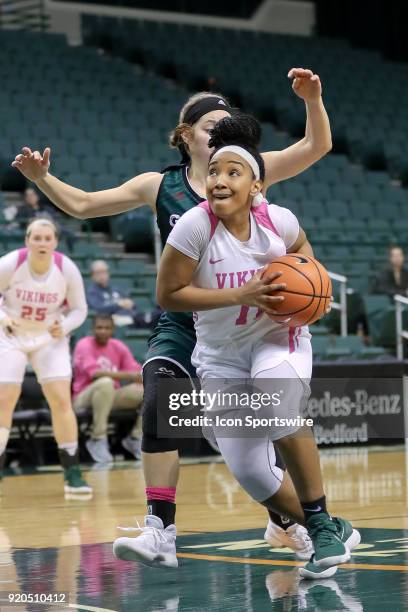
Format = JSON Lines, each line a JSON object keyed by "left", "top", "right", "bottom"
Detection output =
{"left": 1, "top": 197, "right": 18, "bottom": 226}
{"left": 16, "top": 187, "right": 76, "bottom": 252}
{"left": 371, "top": 245, "right": 408, "bottom": 298}
{"left": 86, "top": 259, "right": 161, "bottom": 328}
{"left": 72, "top": 313, "right": 144, "bottom": 462}
{"left": 15, "top": 187, "right": 49, "bottom": 225}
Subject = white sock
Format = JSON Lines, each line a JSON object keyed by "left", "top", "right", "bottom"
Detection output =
{"left": 0, "top": 427, "right": 10, "bottom": 456}
{"left": 58, "top": 442, "right": 78, "bottom": 456}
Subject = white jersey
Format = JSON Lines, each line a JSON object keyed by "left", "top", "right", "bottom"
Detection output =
{"left": 167, "top": 199, "right": 307, "bottom": 349}
{"left": 0, "top": 248, "right": 87, "bottom": 336}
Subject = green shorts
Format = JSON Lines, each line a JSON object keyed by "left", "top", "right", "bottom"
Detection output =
{"left": 144, "top": 311, "right": 197, "bottom": 380}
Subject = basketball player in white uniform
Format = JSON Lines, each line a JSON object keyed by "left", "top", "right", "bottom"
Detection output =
{"left": 152, "top": 115, "right": 360, "bottom": 578}
{"left": 0, "top": 217, "right": 91, "bottom": 495}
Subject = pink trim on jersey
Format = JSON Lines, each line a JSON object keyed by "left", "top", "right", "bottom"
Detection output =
{"left": 16, "top": 248, "right": 28, "bottom": 269}
{"left": 288, "top": 327, "right": 296, "bottom": 353}
{"left": 199, "top": 201, "right": 219, "bottom": 240}
{"left": 53, "top": 251, "right": 63, "bottom": 271}
{"left": 15, "top": 249, "right": 64, "bottom": 271}
{"left": 295, "top": 326, "right": 301, "bottom": 347}
{"left": 251, "top": 200, "right": 280, "bottom": 236}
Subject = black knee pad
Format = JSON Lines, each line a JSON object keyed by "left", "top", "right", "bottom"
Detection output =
{"left": 141, "top": 359, "right": 193, "bottom": 453}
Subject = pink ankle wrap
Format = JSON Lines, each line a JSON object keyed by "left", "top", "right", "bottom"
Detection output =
{"left": 146, "top": 487, "right": 176, "bottom": 503}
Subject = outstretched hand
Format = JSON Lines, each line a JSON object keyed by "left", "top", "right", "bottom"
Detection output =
{"left": 12, "top": 147, "right": 51, "bottom": 182}
{"left": 288, "top": 68, "right": 322, "bottom": 102}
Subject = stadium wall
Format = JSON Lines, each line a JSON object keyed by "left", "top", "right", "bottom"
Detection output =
{"left": 45, "top": 0, "right": 315, "bottom": 44}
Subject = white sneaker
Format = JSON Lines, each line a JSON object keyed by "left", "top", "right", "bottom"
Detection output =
{"left": 121, "top": 435, "right": 142, "bottom": 460}
{"left": 113, "top": 515, "right": 178, "bottom": 568}
{"left": 264, "top": 520, "right": 314, "bottom": 560}
{"left": 86, "top": 437, "right": 113, "bottom": 463}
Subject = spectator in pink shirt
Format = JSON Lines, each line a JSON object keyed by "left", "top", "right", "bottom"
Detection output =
{"left": 72, "top": 314, "right": 143, "bottom": 463}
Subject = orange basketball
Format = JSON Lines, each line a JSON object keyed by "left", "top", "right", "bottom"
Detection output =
{"left": 263, "top": 254, "right": 332, "bottom": 326}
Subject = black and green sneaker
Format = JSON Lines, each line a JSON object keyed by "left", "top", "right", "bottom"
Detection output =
{"left": 63, "top": 465, "right": 92, "bottom": 494}
{"left": 306, "top": 513, "right": 350, "bottom": 568}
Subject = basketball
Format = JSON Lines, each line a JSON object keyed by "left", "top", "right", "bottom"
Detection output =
{"left": 263, "top": 254, "right": 332, "bottom": 326}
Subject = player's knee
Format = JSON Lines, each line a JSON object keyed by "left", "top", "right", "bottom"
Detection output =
{"left": 141, "top": 431, "right": 179, "bottom": 453}
{"left": 229, "top": 457, "right": 283, "bottom": 502}
{"left": 141, "top": 391, "right": 179, "bottom": 453}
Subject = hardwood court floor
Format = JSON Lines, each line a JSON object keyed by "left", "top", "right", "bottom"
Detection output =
{"left": 1, "top": 446, "right": 408, "bottom": 611}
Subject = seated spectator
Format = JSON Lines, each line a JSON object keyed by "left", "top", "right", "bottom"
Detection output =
{"left": 16, "top": 187, "right": 76, "bottom": 251}
{"left": 72, "top": 314, "right": 144, "bottom": 462}
{"left": 371, "top": 245, "right": 408, "bottom": 298}
{"left": 1, "top": 197, "right": 18, "bottom": 226}
{"left": 86, "top": 259, "right": 161, "bottom": 328}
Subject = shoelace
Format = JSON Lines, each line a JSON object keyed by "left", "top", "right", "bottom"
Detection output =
{"left": 308, "top": 521, "right": 339, "bottom": 548}
{"left": 291, "top": 527, "right": 313, "bottom": 549}
{"left": 117, "top": 520, "right": 169, "bottom": 545}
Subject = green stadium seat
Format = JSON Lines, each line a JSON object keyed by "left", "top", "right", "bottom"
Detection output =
{"left": 126, "top": 337, "right": 149, "bottom": 363}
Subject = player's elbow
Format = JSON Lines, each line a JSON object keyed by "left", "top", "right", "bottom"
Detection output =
{"left": 157, "top": 285, "right": 182, "bottom": 311}
{"left": 315, "top": 139, "right": 332, "bottom": 158}
{"left": 72, "top": 192, "right": 92, "bottom": 219}
{"left": 156, "top": 285, "right": 171, "bottom": 310}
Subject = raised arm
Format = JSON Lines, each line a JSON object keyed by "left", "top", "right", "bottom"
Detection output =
{"left": 12, "top": 147, "right": 162, "bottom": 219}
{"left": 261, "top": 68, "right": 332, "bottom": 189}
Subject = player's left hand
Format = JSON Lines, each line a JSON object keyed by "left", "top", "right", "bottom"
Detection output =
{"left": 288, "top": 68, "right": 322, "bottom": 101}
{"left": 48, "top": 320, "right": 64, "bottom": 339}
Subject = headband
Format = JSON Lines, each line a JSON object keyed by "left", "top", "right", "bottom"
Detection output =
{"left": 211, "top": 145, "right": 264, "bottom": 207}
{"left": 212, "top": 145, "right": 260, "bottom": 179}
{"left": 184, "top": 96, "right": 232, "bottom": 125}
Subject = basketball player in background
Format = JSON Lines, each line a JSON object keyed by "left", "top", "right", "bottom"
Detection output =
{"left": 12, "top": 68, "right": 330, "bottom": 561}
{"left": 0, "top": 217, "right": 91, "bottom": 495}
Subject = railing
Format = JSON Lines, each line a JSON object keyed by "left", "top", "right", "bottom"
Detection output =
{"left": 395, "top": 294, "right": 408, "bottom": 360}
{"left": 329, "top": 271, "right": 348, "bottom": 337}
{"left": 0, "top": 0, "right": 48, "bottom": 31}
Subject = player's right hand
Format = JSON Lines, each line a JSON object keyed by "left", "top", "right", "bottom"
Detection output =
{"left": 237, "top": 269, "right": 286, "bottom": 315}
{"left": 1, "top": 316, "right": 20, "bottom": 336}
{"left": 11, "top": 147, "right": 51, "bottom": 181}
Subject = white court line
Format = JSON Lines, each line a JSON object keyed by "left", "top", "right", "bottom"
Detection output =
{"left": 0, "top": 600, "right": 118, "bottom": 612}
{"left": 68, "top": 605, "right": 118, "bottom": 612}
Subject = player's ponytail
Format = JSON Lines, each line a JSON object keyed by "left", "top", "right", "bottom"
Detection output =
{"left": 209, "top": 113, "right": 265, "bottom": 181}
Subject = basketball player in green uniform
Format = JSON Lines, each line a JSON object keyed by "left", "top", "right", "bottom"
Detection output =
{"left": 12, "top": 68, "right": 332, "bottom": 569}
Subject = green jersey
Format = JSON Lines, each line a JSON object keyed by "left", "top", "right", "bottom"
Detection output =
{"left": 147, "top": 165, "right": 203, "bottom": 365}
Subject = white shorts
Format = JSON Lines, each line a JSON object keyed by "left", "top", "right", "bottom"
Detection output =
{"left": 192, "top": 330, "right": 312, "bottom": 442}
{"left": 192, "top": 328, "right": 312, "bottom": 381}
{"left": 0, "top": 328, "right": 72, "bottom": 385}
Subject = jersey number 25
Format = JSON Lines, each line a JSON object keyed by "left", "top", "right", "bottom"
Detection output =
{"left": 21, "top": 306, "right": 47, "bottom": 321}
